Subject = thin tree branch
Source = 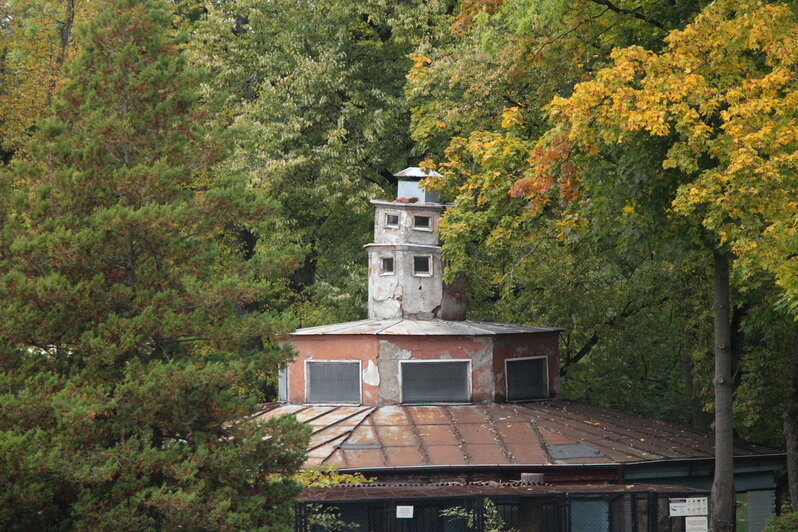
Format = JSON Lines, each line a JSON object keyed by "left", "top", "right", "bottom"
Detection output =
{"left": 587, "top": 0, "right": 666, "bottom": 30}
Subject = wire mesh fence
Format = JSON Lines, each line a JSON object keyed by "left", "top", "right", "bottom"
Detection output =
{"left": 295, "top": 492, "right": 702, "bottom": 532}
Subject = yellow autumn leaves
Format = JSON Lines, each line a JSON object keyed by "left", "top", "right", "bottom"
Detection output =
{"left": 539, "top": 0, "right": 798, "bottom": 310}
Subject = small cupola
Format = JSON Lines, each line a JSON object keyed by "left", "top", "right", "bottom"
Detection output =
{"left": 394, "top": 167, "right": 441, "bottom": 203}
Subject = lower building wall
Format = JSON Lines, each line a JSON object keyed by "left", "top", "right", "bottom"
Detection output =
{"left": 736, "top": 490, "right": 777, "bottom": 532}
{"left": 624, "top": 460, "right": 782, "bottom": 532}
{"left": 296, "top": 491, "right": 710, "bottom": 532}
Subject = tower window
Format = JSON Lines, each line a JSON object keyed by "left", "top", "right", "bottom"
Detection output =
{"left": 306, "top": 361, "right": 361, "bottom": 403}
{"left": 413, "top": 255, "right": 432, "bottom": 276}
{"left": 381, "top": 256, "right": 395, "bottom": 275}
{"left": 505, "top": 357, "right": 548, "bottom": 401}
{"left": 385, "top": 213, "right": 399, "bottom": 227}
{"left": 401, "top": 361, "right": 470, "bottom": 403}
{"left": 413, "top": 215, "right": 431, "bottom": 230}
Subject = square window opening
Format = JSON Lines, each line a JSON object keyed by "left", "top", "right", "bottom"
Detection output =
{"left": 381, "top": 256, "right": 395, "bottom": 275}
{"left": 385, "top": 213, "right": 399, "bottom": 227}
{"left": 413, "top": 215, "right": 431, "bottom": 230}
{"left": 306, "top": 361, "right": 361, "bottom": 404}
{"left": 413, "top": 255, "right": 432, "bottom": 276}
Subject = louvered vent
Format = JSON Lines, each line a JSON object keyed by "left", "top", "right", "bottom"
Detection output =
{"left": 401, "top": 361, "right": 469, "bottom": 403}
{"left": 306, "top": 361, "right": 360, "bottom": 403}
{"left": 506, "top": 357, "right": 548, "bottom": 401}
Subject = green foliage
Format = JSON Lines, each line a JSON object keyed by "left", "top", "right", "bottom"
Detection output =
{"left": 294, "top": 468, "right": 373, "bottom": 531}
{"left": 0, "top": 0, "right": 309, "bottom": 529}
{"left": 304, "top": 504, "right": 359, "bottom": 532}
{"left": 407, "top": 0, "right": 798, "bottom": 449}
{"left": 293, "top": 466, "right": 372, "bottom": 488}
{"left": 764, "top": 512, "right": 798, "bottom": 532}
{"left": 549, "top": 0, "right": 798, "bottom": 313}
{"left": 190, "top": 0, "right": 452, "bottom": 325}
{"left": 441, "top": 499, "right": 517, "bottom": 532}
{"left": 404, "top": 0, "right": 727, "bottom": 428}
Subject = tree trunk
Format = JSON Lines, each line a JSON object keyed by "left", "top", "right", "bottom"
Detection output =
{"left": 784, "top": 325, "right": 798, "bottom": 511}
{"left": 711, "top": 251, "right": 735, "bottom": 532}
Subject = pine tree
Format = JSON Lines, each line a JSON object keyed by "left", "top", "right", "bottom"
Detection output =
{"left": 0, "top": 0, "right": 309, "bottom": 529}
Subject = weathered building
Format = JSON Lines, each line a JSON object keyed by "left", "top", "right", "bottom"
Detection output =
{"left": 259, "top": 168, "right": 784, "bottom": 532}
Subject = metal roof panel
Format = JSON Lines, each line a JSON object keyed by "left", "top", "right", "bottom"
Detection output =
{"left": 393, "top": 167, "right": 442, "bottom": 178}
{"left": 255, "top": 401, "right": 780, "bottom": 470}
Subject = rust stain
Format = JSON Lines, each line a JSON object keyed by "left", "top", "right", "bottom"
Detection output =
{"left": 442, "top": 406, "right": 471, "bottom": 464}
{"left": 403, "top": 408, "right": 431, "bottom": 465}
{"left": 530, "top": 419, "right": 555, "bottom": 465}
{"left": 482, "top": 406, "right": 514, "bottom": 463}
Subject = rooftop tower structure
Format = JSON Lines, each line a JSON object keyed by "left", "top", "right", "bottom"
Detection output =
{"left": 277, "top": 168, "right": 561, "bottom": 406}
{"left": 365, "top": 167, "right": 465, "bottom": 320}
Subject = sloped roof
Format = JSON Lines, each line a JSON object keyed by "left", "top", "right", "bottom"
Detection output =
{"left": 393, "top": 167, "right": 442, "bottom": 178}
{"left": 251, "top": 401, "right": 777, "bottom": 470}
{"left": 291, "top": 319, "right": 561, "bottom": 336}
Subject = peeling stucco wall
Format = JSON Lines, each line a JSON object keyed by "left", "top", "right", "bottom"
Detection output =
{"left": 378, "top": 336, "right": 494, "bottom": 404}
{"left": 367, "top": 201, "right": 450, "bottom": 320}
{"left": 283, "top": 331, "right": 561, "bottom": 405}
{"left": 367, "top": 248, "right": 443, "bottom": 320}
{"left": 492, "top": 332, "right": 561, "bottom": 401}
{"left": 376, "top": 340, "right": 412, "bottom": 403}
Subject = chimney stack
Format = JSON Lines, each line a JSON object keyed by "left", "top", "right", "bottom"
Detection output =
{"left": 365, "top": 168, "right": 465, "bottom": 320}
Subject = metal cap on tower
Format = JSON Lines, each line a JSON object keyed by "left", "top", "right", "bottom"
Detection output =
{"left": 394, "top": 167, "right": 441, "bottom": 203}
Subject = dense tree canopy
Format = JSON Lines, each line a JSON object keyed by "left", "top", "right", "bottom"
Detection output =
{"left": 408, "top": 1, "right": 798, "bottom": 526}
{"left": 190, "top": 0, "right": 453, "bottom": 325}
{"left": 0, "top": 1, "right": 308, "bottom": 528}
{"left": 2, "top": 0, "right": 797, "bottom": 528}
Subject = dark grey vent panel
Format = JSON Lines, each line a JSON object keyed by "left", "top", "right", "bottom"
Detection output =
{"left": 307, "top": 362, "right": 360, "bottom": 403}
{"left": 506, "top": 357, "right": 548, "bottom": 401}
{"left": 402, "top": 361, "right": 469, "bottom": 403}
{"left": 547, "top": 443, "right": 603, "bottom": 459}
{"left": 338, "top": 444, "right": 382, "bottom": 450}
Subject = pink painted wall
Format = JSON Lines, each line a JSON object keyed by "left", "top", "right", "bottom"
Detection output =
{"left": 382, "top": 335, "right": 493, "bottom": 403}
{"left": 282, "top": 331, "right": 561, "bottom": 405}
{"left": 491, "top": 332, "right": 560, "bottom": 402}
{"left": 283, "top": 336, "right": 380, "bottom": 404}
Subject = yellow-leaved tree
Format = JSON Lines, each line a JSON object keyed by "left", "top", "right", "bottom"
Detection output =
{"left": 518, "top": 1, "right": 798, "bottom": 529}
{"left": 0, "top": 0, "right": 96, "bottom": 157}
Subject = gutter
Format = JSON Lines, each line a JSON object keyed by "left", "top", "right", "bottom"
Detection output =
{"left": 333, "top": 453, "right": 787, "bottom": 474}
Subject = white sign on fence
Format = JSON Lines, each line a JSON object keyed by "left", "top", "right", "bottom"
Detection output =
{"left": 685, "top": 516, "right": 709, "bottom": 532}
{"left": 396, "top": 506, "right": 414, "bottom": 519}
{"left": 669, "top": 497, "right": 709, "bottom": 517}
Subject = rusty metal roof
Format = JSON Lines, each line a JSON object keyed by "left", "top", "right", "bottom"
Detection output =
{"left": 251, "top": 401, "right": 778, "bottom": 470}
{"left": 291, "top": 319, "right": 561, "bottom": 336}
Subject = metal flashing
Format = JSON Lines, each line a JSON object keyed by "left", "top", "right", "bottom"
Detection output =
{"left": 291, "top": 318, "right": 562, "bottom": 336}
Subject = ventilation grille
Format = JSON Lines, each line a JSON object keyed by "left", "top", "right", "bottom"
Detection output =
{"left": 307, "top": 361, "right": 360, "bottom": 403}
{"left": 402, "top": 361, "right": 469, "bottom": 403}
{"left": 506, "top": 357, "right": 548, "bottom": 401}
{"left": 547, "top": 443, "right": 603, "bottom": 459}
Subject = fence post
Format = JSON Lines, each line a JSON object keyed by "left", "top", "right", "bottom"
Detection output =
{"left": 476, "top": 496, "right": 486, "bottom": 532}
{"left": 294, "top": 502, "right": 306, "bottom": 532}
